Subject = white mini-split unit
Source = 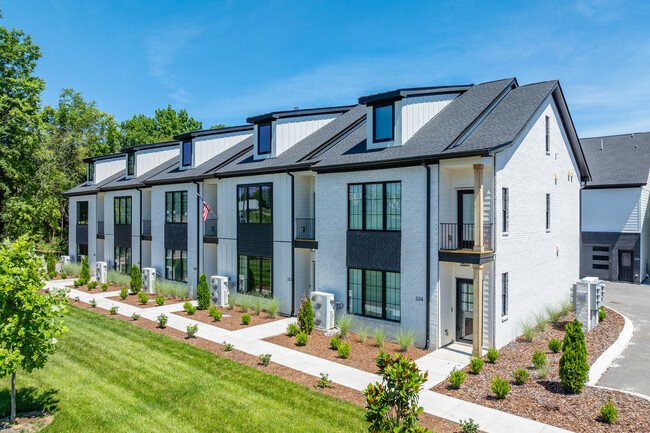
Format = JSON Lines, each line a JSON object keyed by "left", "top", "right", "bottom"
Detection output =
{"left": 142, "top": 268, "right": 157, "bottom": 293}
{"left": 573, "top": 277, "right": 606, "bottom": 332}
{"left": 96, "top": 262, "right": 107, "bottom": 284}
{"left": 210, "top": 275, "right": 230, "bottom": 307}
{"left": 310, "top": 291, "right": 336, "bottom": 330}
{"left": 60, "top": 255, "right": 70, "bottom": 268}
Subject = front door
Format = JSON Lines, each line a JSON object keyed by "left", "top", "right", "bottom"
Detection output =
{"left": 456, "top": 278, "right": 474, "bottom": 342}
{"left": 618, "top": 250, "right": 634, "bottom": 281}
{"left": 458, "top": 190, "right": 475, "bottom": 249}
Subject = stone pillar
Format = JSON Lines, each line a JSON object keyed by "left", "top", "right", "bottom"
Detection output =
{"left": 473, "top": 264, "right": 484, "bottom": 356}
{"left": 473, "top": 164, "right": 484, "bottom": 252}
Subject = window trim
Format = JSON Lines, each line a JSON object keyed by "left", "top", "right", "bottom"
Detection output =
{"left": 165, "top": 191, "right": 188, "bottom": 223}
{"left": 347, "top": 181, "right": 401, "bottom": 231}
{"left": 372, "top": 102, "right": 395, "bottom": 143}
{"left": 127, "top": 152, "right": 135, "bottom": 177}
{"left": 501, "top": 272, "right": 508, "bottom": 318}
{"left": 257, "top": 122, "right": 273, "bottom": 155}
{"left": 347, "top": 267, "right": 401, "bottom": 322}
{"left": 181, "top": 140, "right": 193, "bottom": 167}
{"left": 501, "top": 187, "right": 509, "bottom": 233}
{"left": 236, "top": 182, "right": 273, "bottom": 225}
{"left": 545, "top": 115, "right": 550, "bottom": 154}
{"left": 113, "top": 196, "right": 132, "bottom": 225}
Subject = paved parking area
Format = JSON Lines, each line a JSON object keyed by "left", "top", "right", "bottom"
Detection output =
{"left": 598, "top": 281, "right": 650, "bottom": 397}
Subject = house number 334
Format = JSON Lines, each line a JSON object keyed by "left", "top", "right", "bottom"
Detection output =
{"left": 415, "top": 296, "right": 424, "bottom": 302}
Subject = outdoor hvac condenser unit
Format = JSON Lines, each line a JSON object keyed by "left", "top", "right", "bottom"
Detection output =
{"left": 96, "top": 262, "right": 107, "bottom": 284}
{"left": 142, "top": 268, "right": 156, "bottom": 293}
{"left": 60, "top": 255, "right": 70, "bottom": 267}
{"left": 210, "top": 275, "right": 230, "bottom": 307}
{"left": 310, "top": 291, "right": 335, "bottom": 330}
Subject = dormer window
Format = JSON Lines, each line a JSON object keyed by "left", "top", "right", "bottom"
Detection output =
{"left": 181, "top": 140, "right": 192, "bottom": 167}
{"left": 127, "top": 153, "right": 135, "bottom": 177}
{"left": 87, "top": 163, "right": 94, "bottom": 182}
{"left": 257, "top": 123, "right": 272, "bottom": 155}
{"left": 373, "top": 102, "right": 394, "bottom": 142}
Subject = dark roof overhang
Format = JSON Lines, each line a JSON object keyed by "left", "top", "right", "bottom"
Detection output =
{"left": 246, "top": 105, "right": 355, "bottom": 124}
{"left": 120, "top": 140, "right": 180, "bottom": 153}
{"left": 82, "top": 153, "right": 125, "bottom": 163}
{"left": 173, "top": 125, "right": 253, "bottom": 141}
{"left": 358, "top": 85, "right": 473, "bottom": 105}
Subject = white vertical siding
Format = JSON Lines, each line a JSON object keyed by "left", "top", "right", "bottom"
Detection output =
{"left": 101, "top": 190, "right": 140, "bottom": 270}
{"left": 193, "top": 131, "right": 252, "bottom": 167}
{"left": 401, "top": 93, "right": 459, "bottom": 144}
{"left": 68, "top": 195, "right": 96, "bottom": 268}
{"left": 582, "top": 188, "right": 642, "bottom": 233}
{"left": 136, "top": 147, "right": 179, "bottom": 177}
{"left": 95, "top": 157, "right": 125, "bottom": 183}
{"left": 640, "top": 173, "right": 650, "bottom": 280}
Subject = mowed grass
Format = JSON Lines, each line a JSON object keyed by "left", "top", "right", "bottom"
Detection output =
{"left": 0, "top": 307, "right": 366, "bottom": 432}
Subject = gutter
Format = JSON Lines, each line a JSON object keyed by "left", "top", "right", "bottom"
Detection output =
{"left": 287, "top": 170, "right": 296, "bottom": 316}
{"left": 136, "top": 187, "right": 143, "bottom": 269}
{"left": 192, "top": 180, "right": 201, "bottom": 290}
{"left": 423, "top": 161, "right": 431, "bottom": 349}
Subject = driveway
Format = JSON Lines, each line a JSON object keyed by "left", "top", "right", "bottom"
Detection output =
{"left": 597, "top": 281, "right": 650, "bottom": 397}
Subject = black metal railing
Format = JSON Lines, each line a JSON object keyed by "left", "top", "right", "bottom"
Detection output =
{"left": 142, "top": 220, "right": 151, "bottom": 235}
{"left": 439, "top": 223, "right": 492, "bottom": 251}
{"left": 97, "top": 221, "right": 104, "bottom": 234}
{"left": 204, "top": 217, "right": 218, "bottom": 237}
{"left": 295, "top": 218, "right": 315, "bottom": 240}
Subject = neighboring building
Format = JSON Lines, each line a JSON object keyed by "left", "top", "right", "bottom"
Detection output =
{"left": 580, "top": 132, "right": 650, "bottom": 283}
{"left": 65, "top": 77, "right": 590, "bottom": 353}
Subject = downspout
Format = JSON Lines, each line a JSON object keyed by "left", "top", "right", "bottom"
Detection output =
{"left": 423, "top": 161, "right": 431, "bottom": 350}
{"left": 287, "top": 170, "right": 296, "bottom": 316}
{"left": 491, "top": 154, "right": 497, "bottom": 349}
{"left": 192, "top": 181, "right": 201, "bottom": 289}
{"left": 136, "top": 187, "right": 143, "bottom": 269}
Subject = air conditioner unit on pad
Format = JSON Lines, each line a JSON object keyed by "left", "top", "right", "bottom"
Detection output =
{"left": 96, "top": 262, "right": 107, "bottom": 283}
{"left": 142, "top": 268, "right": 156, "bottom": 293}
{"left": 311, "top": 291, "right": 335, "bottom": 330}
{"left": 210, "top": 275, "right": 230, "bottom": 307}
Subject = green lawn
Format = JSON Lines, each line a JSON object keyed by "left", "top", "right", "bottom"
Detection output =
{"left": 0, "top": 307, "right": 366, "bottom": 432}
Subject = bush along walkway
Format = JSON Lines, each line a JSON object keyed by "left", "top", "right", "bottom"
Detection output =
{"left": 51, "top": 281, "right": 575, "bottom": 433}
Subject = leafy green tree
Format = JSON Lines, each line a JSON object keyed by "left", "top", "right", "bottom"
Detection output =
{"left": 46, "top": 252, "right": 55, "bottom": 273}
{"left": 130, "top": 264, "right": 142, "bottom": 294}
{"left": 209, "top": 123, "right": 226, "bottom": 129}
{"left": 80, "top": 256, "right": 90, "bottom": 284}
{"left": 120, "top": 105, "right": 202, "bottom": 147}
{"left": 298, "top": 297, "right": 314, "bottom": 334}
{"left": 559, "top": 318, "right": 590, "bottom": 393}
{"left": 196, "top": 273, "right": 210, "bottom": 310}
{"left": 0, "top": 236, "right": 69, "bottom": 423}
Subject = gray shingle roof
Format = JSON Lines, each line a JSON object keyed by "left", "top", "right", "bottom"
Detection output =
{"left": 581, "top": 132, "right": 650, "bottom": 187}
{"left": 101, "top": 157, "right": 178, "bottom": 191}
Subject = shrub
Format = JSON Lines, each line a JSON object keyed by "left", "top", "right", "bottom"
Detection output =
{"left": 600, "top": 397, "right": 619, "bottom": 424}
{"left": 241, "top": 313, "right": 251, "bottom": 325}
{"left": 491, "top": 375, "right": 510, "bottom": 399}
{"left": 259, "top": 353, "right": 272, "bottom": 367}
{"left": 223, "top": 342, "right": 234, "bottom": 351}
{"left": 138, "top": 292, "right": 149, "bottom": 305}
{"left": 227, "top": 293, "right": 237, "bottom": 310}
{"left": 238, "top": 296, "right": 250, "bottom": 313}
{"left": 48, "top": 271, "right": 57, "bottom": 280}
{"left": 183, "top": 301, "right": 197, "bottom": 315}
{"left": 469, "top": 356, "right": 484, "bottom": 374}
{"left": 376, "top": 350, "right": 389, "bottom": 373}
{"left": 373, "top": 327, "right": 385, "bottom": 348}
{"left": 296, "top": 331, "right": 309, "bottom": 346}
{"left": 155, "top": 295, "right": 165, "bottom": 306}
{"left": 356, "top": 324, "right": 369, "bottom": 343}
{"left": 80, "top": 256, "right": 90, "bottom": 284}
{"left": 336, "top": 313, "right": 353, "bottom": 338}
{"left": 109, "top": 306, "right": 119, "bottom": 315}
{"left": 522, "top": 321, "right": 538, "bottom": 342}
{"left": 209, "top": 306, "right": 222, "bottom": 321}
{"left": 546, "top": 305, "right": 563, "bottom": 327}
{"left": 460, "top": 418, "right": 480, "bottom": 433}
{"left": 89, "top": 298, "right": 96, "bottom": 308}
{"left": 73, "top": 296, "right": 80, "bottom": 303}
{"left": 532, "top": 350, "right": 547, "bottom": 368}
{"left": 120, "top": 287, "right": 128, "bottom": 299}
{"left": 487, "top": 347, "right": 499, "bottom": 363}
{"left": 534, "top": 312, "right": 548, "bottom": 332}
{"left": 186, "top": 324, "right": 198, "bottom": 338}
{"left": 60, "top": 273, "right": 67, "bottom": 279}
{"left": 101, "top": 283, "right": 108, "bottom": 291}
{"left": 536, "top": 364, "right": 550, "bottom": 379}
{"left": 338, "top": 342, "right": 351, "bottom": 359}
{"left": 87, "top": 281, "right": 97, "bottom": 290}
{"left": 46, "top": 253, "right": 55, "bottom": 274}
{"left": 157, "top": 313, "right": 168, "bottom": 328}
{"left": 287, "top": 323, "right": 300, "bottom": 336}
{"left": 196, "top": 273, "right": 210, "bottom": 310}
{"left": 131, "top": 313, "right": 140, "bottom": 321}
{"left": 548, "top": 338, "right": 562, "bottom": 353}
{"left": 599, "top": 306, "right": 607, "bottom": 322}
{"left": 330, "top": 335, "right": 342, "bottom": 350}
{"left": 314, "top": 373, "right": 333, "bottom": 389}
{"left": 73, "top": 280, "right": 81, "bottom": 288}
{"left": 395, "top": 328, "right": 416, "bottom": 352}
{"left": 513, "top": 367, "right": 529, "bottom": 385}
{"left": 559, "top": 318, "right": 589, "bottom": 393}
{"left": 560, "top": 299, "right": 573, "bottom": 317}
{"left": 130, "top": 264, "right": 142, "bottom": 294}
{"left": 267, "top": 297, "right": 280, "bottom": 318}
{"left": 298, "top": 297, "right": 314, "bottom": 334}
{"left": 448, "top": 367, "right": 466, "bottom": 389}
{"left": 253, "top": 298, "right": 263, "bottom": 316}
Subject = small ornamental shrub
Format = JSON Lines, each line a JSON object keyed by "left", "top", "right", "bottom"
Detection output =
{"left": 209, "top": 306, "right": 222, "bottom": 321}
{"left": 130, "top": 264, "right": 142, "bottom": 294}
{"left": 184, "top": 301, "right": 197, "bottom": 315}
{"left": 337, "top": 342, "right": 351, "bottom": 359}
{"left": 89, "top": 298, "right": 96, "bottom": 308}
{"left": 60, "top": 273, "right": 67, "bottom": 279}
{"left": 330, "top": 335, "right": 342, "bottom": 350}
{"left": 356, "top": 325, "right": 369, "bottom": 343}
{"left": 395, "top": 328, "right": 416, "bottom": 352}
{"left": 448, "top": 367, "right": 466, "bottom": 389}
{"left": 138, "top": 292, "right": 149, "bottom": 305}
{"left": 559, "top": 319, "right": 589, "bottom": 393}
{"left": 287, "top": 323, "right": 300, "bottom": 336}
{"left": 536, "top": 364, "right": 550, "bottom": 379}
{"left": 487, "top": 347, "right": 499, "bottom": 363}
{"left": 267, "top": 297, "right": 280, "bottom": 318}
{"left": 131, "top": 313, "right": 140, "bottom": 321}
{"left": 101, "top": 283, "right": 108, "bottom": 291}
{"left": 298, "top": 297, "right": 314, "bottom": 334}
{"left": 238, "top": 296, "right": 250, "bottom": 313}
{"left": 373, "top": 327, "right": 385, "bottom": 348}
{"left": 157, "top": 313, "right": 168, "bottom": 328}
{"left": 599, "top": 306, "right": 607, "bottom": 322}
{"left": 259, "top": 353, "right": 272, "bottom": 366}
{"left": 469, "top": 356, "right": 484, "bottom": 374}
{"left": 241, "top": 313, "right": 251, "bottom": 325}
{"left": 376, "top": 350, "right": 389, "bottom": 373}
{"left": 87, "top": 281, "right": 97, "bottom": 290}
{"left": 491, "top": 375, "right": 511, "bottom": 399}
{"left": 73, "top": 296, "right": 80, "bottom": 303}
{"left": 314, "top": 373, "right": 333, "bottom": 389}
{"left": 548, "top": 338, "right": 562, "bottom": 353}
{"left": 223, "top": 342, "right": 234, "bottom": 351}
{"left": 109, "top": 306, "right": 119, "bottom": 315}
{"left": 73, "top": 280, "right": 81, "bottom": 288}
{"left": 513, "top": 367, "right": 529, "bottom": 385}
{"left": 532, "top": 350, "right": 547, "bottom": 368}
{"left": 196, "top": 274, "right": 210, "bottom": 310}
{"left": 186, "top": 324, "right": 198, "bottom": 338}
{"left": 120, "top": 287, "right": 128, "bottom": 299}
{"left": 600, "top": 397, "right": 619, "bottom": 424}
{"left": 296, "top": 331, "right": 309, "bottom": 346}
{"left": 460, "top": 418, "right": 480, "bottom": 433}
{"left": 46, "top": 253, "right": 55, "bottom": 273}
{"left": 155, "top": 295, "right": 165, "bottom": 306}
{"left": 48, "top": 271, "right": 57, "bottom": 280}
{"left": 227, "top": 293, "right": 237, "bottom": 310}
{"left": 80, "top": 256, "right": 90, "bottom": 284}
{"left": 336, "top": 313, "right": 353, "bottom": 338}
{"left": 253, "top": 298, "right": 263, "bottom": 316}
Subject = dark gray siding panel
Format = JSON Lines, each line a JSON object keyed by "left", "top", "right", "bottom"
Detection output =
{"left": 238, "top": 224, "right": 273, "bottom": 257}
{"left": 581, "top": 232, "right": 641, "bottom": 283}
{"left": 76, "top": 225, "right": 88, "bottom": 245}
{"left": 347, "top": 230, "right": 401, "bottom": 272}
{"left": 165, "top": 223, "right": 188, "bottom": 250}
{"left": 114, "top": 224, "right": 132, "bottom": 247}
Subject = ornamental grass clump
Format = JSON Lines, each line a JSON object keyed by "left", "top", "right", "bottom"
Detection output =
{"left": 395, "top": 328, "right": 416, "bottom": 352}
{"left": 532, "top": 350, "right": 547, "bottom": 369}
{"left": 469, "top": 356, "right": 484, "bottom": 374}
{"left": 238, "top": 296, "right": 250, "bottom": 313}
{"left": 487, "top": 347, "right": 499, "bottom": 363}
{"left": 338, "top": 342, "right": 351, "bottom": 359}
{"left": 336, "top": 313, "right": 353, "bottom": 338}
{"left": 227, "top": 293, "right": 237, "bottom": 310}
{"left": 490, "top": 375, "right": 510, "bottom": 399}
{"left": 196, "top": 274, "right": 210, "bottom": 310}
{"left": 546, "top": 305, "right": 563, "bottom": 327}
{"left": 356, "top": 324, "right": 369, "bottom": 343}
{"left": 600, "top": 397, "right": 619, "bottom": 424}
{"left": 513, "top": 367, "right": 529, "bottom": 385}
{"left": 267, "top": 297, "right": 280, "bottom": 318}
{"left": 548, "top": 338, "right": 562, "bottom": 353}
{"left": 373, "top": 327, "right": 385, "bottom": 348}
{"left": 559, "top": 318, "right": 589, "bottom": 393}
{"left": 536, "top": 363, "right": 550, "bottom": 379}
{"left": 521, "top": 321, "right": 538, "bottom": 342}
{"left": 130, "top": 264, "right": 142, "bottom": 294}
{"left": 253, "top": 298, "right": 263, "bottom": 316}
{"left": 448, "top": 367, "right": 466, "bottom": 389}
{"left": 298, "top": 297, "right": 314, "bottom": 334}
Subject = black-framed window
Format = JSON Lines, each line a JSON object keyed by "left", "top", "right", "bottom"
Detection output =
{"left": 348, "top": 268, "right": 400, "bottom": 322}
{"left": 348, "top": 182, "right": 401, "bottom": 231}
{"left": 114, "top": 197, "right": 131, "bottom": 225}
{"left": 373, "top": 102, "right": 394, "bottom": 142}
{"left": 182, "top": 140, "right": 192, "bottom": 167}
{"left": 257, "top": 123, "right": 272, "bottom": 155}
{"left": 545, "top": 194, "right": 551, "bottom": 230}
{"left": 502, "top": 188, "right": 508, "bottom": 233}
{"left": 545, "top": 116, "right": 550, "bottom": 154}
{"left": 502, "top": 272, "right": 508, "bottom": 317}
{"left": 237, "top": 183, "right": 272, "bottom": 224}
{"left": 77, "top": 201, "right": 88, "bottom": 225}
{"left": 165, "top": 191, "right": 188, "bottom": 223}
{"left": 114, "top": 246, "right": 131, "bottom": 273}
{"left": 165, "top": 249, "right": 187, "bottom": 282}
{"left": 127, "top": 153, "right": 135, "bottom": 177}
{"left": 77, "top": 243, "right": 88, "bottom": 258}
{"left": 238, "top": 255, "right": 272, "bottom": 295}
{"left": 87, "top": 163, "right": 94, "bottom": 182}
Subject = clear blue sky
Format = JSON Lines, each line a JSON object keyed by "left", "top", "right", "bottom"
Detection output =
{"left": 4, "top": 0, "right": 650, "bottom": 137}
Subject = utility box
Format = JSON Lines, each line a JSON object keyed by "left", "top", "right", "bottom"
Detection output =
{"left": 142, "top": 268, "right": 156, "bottom": 294}
{"left": 310, "top": 291, "right": 336, "bottom": 331}
{"left": 96, "top": 262, "right": 107, "bottom": 284}
{"left": 60, "top": 255, "right": 71, "bottom": 270}
{"left": 572, "top": 277, "right": 606, "bottom": 332}
{"left": 210, "top": 276, "right": 230, "bottom": 307}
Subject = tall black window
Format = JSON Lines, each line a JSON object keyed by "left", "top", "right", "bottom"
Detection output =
{"left": 546, "top": 194, "right": 551, "bottom": 230}
{"left": 87, "top": 163, "right": 94, "bottom": 182}
{"left": 165, "top": 192, "right": 188, "bottom": 223}
{"left": 77, "top": 243, "right": 88, "bottom": 258}
{"left": 257, "top": 123, "right": 272, "bottom": 155}
{"left": 182, "top": 140, "right": 192, "bottom": 167}
{"left": 237, "top": 184, "right": 272, "bottom": 224}
{"left": 127, "top": 153, "right": 135, "bottom": 176}
{"left": 502, "top": 188, "right": 509, "bottom": 233}
{"left": 348, "top": 182, "right": 401, "bottom": 231}
{"left": 114, "top": 197, "right": 131, "bottom": 225}
{"left": 502, "top": 272, "right": 508, "bottom": 317}
{"left": 239, "top": 255, "right": 272, "bottom": 295}
{"left": 545, "top": 116, "right": 550, "bottom": 154}
{"left": 373, "top": 102, "right": 394, "bottom": 142}
{"left": 348, "top": 268, "right": 400, "bottom": 322}
{"left": 77, "top": 201, "right": 88, "bottom": 225}
{"left": 165, "top": 249, "right": 187, "bottom": 282}
{"left": 114, "top": 246, "right": 131, "bottom": 273}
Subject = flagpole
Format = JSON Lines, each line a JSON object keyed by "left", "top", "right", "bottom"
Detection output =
{"left": 196, "top": 191, "right": 218, "bottom": 219}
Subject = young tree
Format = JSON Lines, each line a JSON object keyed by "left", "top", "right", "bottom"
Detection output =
{"left": 196, "top": 273, "right": 210, "bottom": 310}
{"left": 79, "top": 256, "right": 90, "bottom": 284}
{"left": 0, "top": 236, "right": 69, "bottom": 423}
{"left": 130, "top": 264, "right": 142, "bottom": 294}
{"left": 46, "top": 252, "right": 55, "bottom": 273}
{"left": 559, "top": 318, "right": 590, "bottom": 393}
{"left": 298, "top": 297, "right": 314, "bottom": 334}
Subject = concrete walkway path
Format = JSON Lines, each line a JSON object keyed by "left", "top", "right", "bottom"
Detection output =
{"left": 50, "top": 281, "right": 573, "bottom": 433}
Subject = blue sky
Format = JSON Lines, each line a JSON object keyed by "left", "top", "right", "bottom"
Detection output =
{"left": 4, "top": 0, "right": 650, "bottom": 137}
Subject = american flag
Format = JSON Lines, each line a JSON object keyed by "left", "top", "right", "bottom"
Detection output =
{"left": 202, "top": 201, "right": 211, "bottom": 221}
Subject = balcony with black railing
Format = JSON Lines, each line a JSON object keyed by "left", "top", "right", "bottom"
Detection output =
{"left": 295, "top": 218, "right": 315, "bottom": 240}
{"left": 204, "top": 217, "right": 218, "bottom": 244}
{"left": 141, "top": 219, "right": 152, "bottom": 240}
{"left": 96, "top": 221, "right": 104, "bottom": 239}
{"left": 439, "top": 223, "right": 493, "bottom": 252}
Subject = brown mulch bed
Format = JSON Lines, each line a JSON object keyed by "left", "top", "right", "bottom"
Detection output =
{"left": 71, "top": 301, "right": 463, "bottom": 433}
{"left": 0, "top": 411, "right": 52, "bottom": 432}
{"left": 105, "top": 292, "right": 185, "bottom": 309}
{"left": 265, "top": 330, "right": 430, "bottom": 374}
{"left": 173, "top": 305, "right": 283, "bottom": 331}
{"left": 66, "top": 283, "right": 125, "bottom": 294}
{"left": 433, "top": 308, "right": 649, "bottom": 432}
